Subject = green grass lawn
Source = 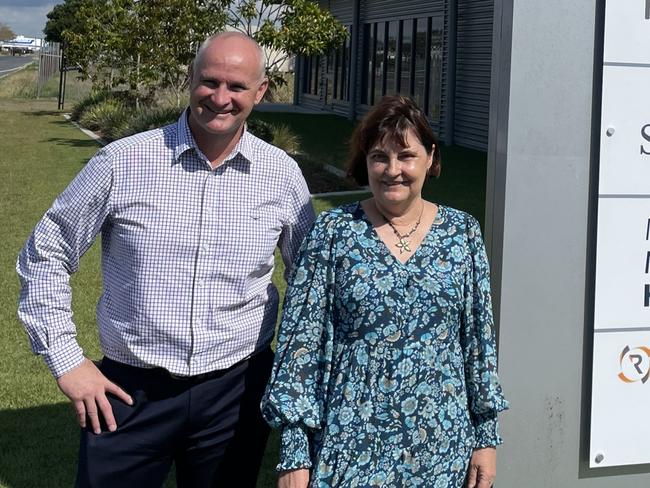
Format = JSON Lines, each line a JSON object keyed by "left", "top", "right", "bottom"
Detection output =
{"left": 0, "top": 97, "right": 487, "bottom": 487}
{"left": 250, "top": 111, "right": 488, "bottom": 226}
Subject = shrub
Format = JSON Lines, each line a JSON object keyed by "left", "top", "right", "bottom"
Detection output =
{"left": 70, "top": 91, "right": 112, "bottom": 121}
{"left": 270, "top": 124, "right": 301, "bottom": 154}
{"left": 101, "top": 107, "right": 132, "bottom": 141}
{"left": 70, "top": 90, "right": 142, "bottom": 122}
{"left": 78, "top": 98, "right": 130, "bottom": 139}
{"left": 118, "top": 106, "right": 183, "bottom": 138}
{"left": 247, "top": 118, "right": 274, "bottom": 143}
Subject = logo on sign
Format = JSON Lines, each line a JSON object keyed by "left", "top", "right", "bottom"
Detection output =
{"left": 618, "top": 345, "right": 650, "bottom": 383}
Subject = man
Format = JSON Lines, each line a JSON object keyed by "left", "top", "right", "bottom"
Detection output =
{"left": 17, "top": 32, "right": 315, "bottom": 487}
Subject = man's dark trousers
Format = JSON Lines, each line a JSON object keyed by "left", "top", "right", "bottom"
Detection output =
{"left": 76, "top": 348, "right": 274, "bottom": 487}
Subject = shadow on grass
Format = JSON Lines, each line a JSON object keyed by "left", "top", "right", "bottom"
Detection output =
{"left": 0, "top": 404, "right": 280, "bottom": 488}
{"left": 44, "top": 137, "right": 100, "bottom": 149}
{"left": 21, "top": 110, "right": 61, "bottom": 117}
{"left": 0, "top": 403, "right": 79, "bottom": 487}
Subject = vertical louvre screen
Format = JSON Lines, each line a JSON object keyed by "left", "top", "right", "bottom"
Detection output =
{"left": 454, "top": 0, "right": 493, "bottom": 150}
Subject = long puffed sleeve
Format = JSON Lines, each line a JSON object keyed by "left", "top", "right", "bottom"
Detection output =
{"left": 261, "top": 212, "right": 337, "bottom": 471}
{"left": 461, "top": 215, "right": 509, "bottom": 448}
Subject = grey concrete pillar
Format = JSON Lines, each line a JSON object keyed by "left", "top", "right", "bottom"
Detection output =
{"left": 486, "top": 0, "right": 650, "bottom": 485}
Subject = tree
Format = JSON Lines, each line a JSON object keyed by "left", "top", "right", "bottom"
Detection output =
{"left": 63, "top": 0, "right": 227, "bottom": 106}
{"left": 43, "top": 0, "right": 92, "bottom": 43}
{"left": 55, "top": 0, "right": 347, "bottom": 105}
{"left": 0, "top": 23, "right": 15, "bottom": 41}
{"left": 226, "top": 0, "right": 348, "bottom": 93}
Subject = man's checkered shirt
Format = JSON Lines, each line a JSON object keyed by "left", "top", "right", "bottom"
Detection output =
{"left": 17, "top": 111, "right": 315, "bottom": 378}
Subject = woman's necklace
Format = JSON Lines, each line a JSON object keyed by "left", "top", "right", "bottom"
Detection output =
{"left": 376, "top": 201, "right": 425, "bottom": 254}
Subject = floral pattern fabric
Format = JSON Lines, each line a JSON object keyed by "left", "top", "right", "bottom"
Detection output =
{"left": 262, "top": 203, "right": 508, "bottom": 488}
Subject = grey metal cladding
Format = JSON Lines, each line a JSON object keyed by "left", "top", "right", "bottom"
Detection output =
{"left": 454, "top": 0, "right": 493, "bottom": 151}
{"left": 318, "top": 0, "right": 354, "bottom": 23}
{"left": 360, "top": 0, "right": 444, "bottom": 22}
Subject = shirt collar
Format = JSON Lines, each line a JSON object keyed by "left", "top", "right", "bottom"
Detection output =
{"left": 173, "top": 109, "right": 256, "bottom": 166}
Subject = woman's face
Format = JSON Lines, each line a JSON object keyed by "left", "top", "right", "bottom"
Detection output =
{"left": 366, "top": 128, "right": 433, "bottom": 209}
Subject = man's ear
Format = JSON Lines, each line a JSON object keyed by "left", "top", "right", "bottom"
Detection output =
{"left": 255, "top": 78, "right": 269, "bottom": 104}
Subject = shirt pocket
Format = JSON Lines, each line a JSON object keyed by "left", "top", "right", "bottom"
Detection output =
{"left": 241, "top": 207, "right": 283, "bottom": 298}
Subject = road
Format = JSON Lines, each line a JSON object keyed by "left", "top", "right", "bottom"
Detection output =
{"left": 0, "top": 55, "right": 35, "bottom": 78}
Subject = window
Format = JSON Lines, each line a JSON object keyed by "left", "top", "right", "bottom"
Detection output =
{"left": 413, "top": 18, "right": 428, "bottom": 108}
{"left": 429, "top": 17, "right": 443, "bottom": 119}
{"left": 302, "top": 55, "right": 320, "bottom": 96}
{"left": 361, "top": 16, "right": 444, "bottom": 122}
{"left": 385, "top": 21, "right": 398, "bottom": 95}
{"left": 326, "top": 51, "right": 335, "bottom": 102}
{"left": 324, "top": 25, "right": 352, "bottom": 103}
{"left": 361, "top": 23, "right": 374, "bottom": 104}
{"left": 374, "top": 22, "right": 385, "bottom": 103}
{"left": 339, "top": 32, "right": 350, "bottom": 101}
{"left": 400, "top": 19, "right": 414, "bottom": 96}
{"left": 311, "top": 57, "right": 319, "bottom": 95}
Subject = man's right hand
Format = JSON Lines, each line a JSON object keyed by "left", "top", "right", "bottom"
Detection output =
{"left": 278, "top": 468, "right": 310, "bottom": 488}
{"left": 56, "top": 358, "right": 133, "bottom": 434}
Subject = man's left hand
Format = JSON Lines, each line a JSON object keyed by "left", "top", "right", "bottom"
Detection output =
{"left": 466, "top": 447, "right": 497, "bottom": 488}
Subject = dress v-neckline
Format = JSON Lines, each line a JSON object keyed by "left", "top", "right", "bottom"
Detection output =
{"left": 356, "top": 202, "right": 445, "bottom": 267}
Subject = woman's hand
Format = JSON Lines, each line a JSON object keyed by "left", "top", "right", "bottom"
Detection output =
{"left": 278, "top": 468, "right": 310, "bottom": 488}
{"left": 466, "top": 447, "right": 497, "bottom": 488}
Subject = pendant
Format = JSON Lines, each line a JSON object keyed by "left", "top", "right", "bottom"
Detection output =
{"left": 395, "top": 238, "right": 411, "bottom": 254}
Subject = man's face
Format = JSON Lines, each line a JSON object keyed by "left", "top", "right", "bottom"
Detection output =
{"left": 188, "top": 37, "right": 268, "bottom": 140}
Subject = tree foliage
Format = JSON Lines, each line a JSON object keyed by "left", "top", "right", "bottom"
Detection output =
{"left": 54, "top": 0, "right": 347, "bottom": 104}
{"left": 227, "top": 0, "right": 348, "bottom": 74}
{"left": 63, "top": 0, "right": 227, "bottom": 106}
{"left": 43, "top": 0, "right": 92, "bottom": 43}
{"left": 0, "top": 23, "right": 15, "bottom": 41}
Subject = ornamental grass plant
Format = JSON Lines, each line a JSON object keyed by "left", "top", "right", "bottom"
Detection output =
{"left": 0, "top": 63, "right": 38, "bottom": 98}
{"left": 270, "top": 123, "right": 301, "bottom": 154}
{"left": 78, "top": 98, "right": 129, "bottom": 136}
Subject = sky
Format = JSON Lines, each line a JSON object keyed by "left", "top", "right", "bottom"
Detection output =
{"left": 0, "top": 0, "right": 63, "bottom": 38}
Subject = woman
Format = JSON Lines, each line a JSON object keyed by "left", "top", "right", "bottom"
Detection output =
{"left": 262, "top": 95, "right": 508, "bottom": 488}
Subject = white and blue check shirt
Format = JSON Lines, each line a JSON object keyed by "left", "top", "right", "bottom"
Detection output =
{"left": 17, "top": 110, "right": 315, "bottom": 378}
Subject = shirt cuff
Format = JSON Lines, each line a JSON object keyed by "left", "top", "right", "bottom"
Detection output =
{"left": 43, "top": 340, "right": 85, "bottom": 378}
{"left": 473, "top": 410, "right": 503, "bottom": 448}
{"left": 277, "top": 424, "right": 313, "bottom": 472}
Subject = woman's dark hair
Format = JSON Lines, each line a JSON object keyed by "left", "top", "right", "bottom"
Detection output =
{"left": 347, "top": 95, "right": 441, "bottom": 185}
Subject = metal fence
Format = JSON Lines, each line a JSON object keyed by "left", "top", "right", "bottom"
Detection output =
{"left": 36, "top": 41, "right": 61, "bottom": 98}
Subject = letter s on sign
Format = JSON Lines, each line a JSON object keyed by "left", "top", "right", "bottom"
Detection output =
{"left": 641, "top": 124, "right": 650, "bottom": 156}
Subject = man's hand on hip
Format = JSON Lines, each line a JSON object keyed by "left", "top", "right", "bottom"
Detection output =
{"left": 56, "top": 358, "right": 133, "bottom": 434}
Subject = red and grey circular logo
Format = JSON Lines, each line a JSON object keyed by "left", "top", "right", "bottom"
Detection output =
{"left": 618, "top": 345, "right": 650, "bottom": 384}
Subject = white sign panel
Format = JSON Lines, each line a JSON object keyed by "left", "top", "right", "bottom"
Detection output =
{"left": 599, "top": 67, "right": 650, "bottom": 195}
{"left": 591, "top": 331, "right": 650, "bottom": 468}
{"left": 604, "top": 0, "right": 650, "bottom": 64}
{"left": 590, "top": 0, "right": 650, "bottom": 468}
{"left": 594, "top": 198, "right": 650, "bottom": 329}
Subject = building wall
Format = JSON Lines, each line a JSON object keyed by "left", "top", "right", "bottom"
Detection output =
{"left": 297, "top": 0, "right": 494, "bottom": 151}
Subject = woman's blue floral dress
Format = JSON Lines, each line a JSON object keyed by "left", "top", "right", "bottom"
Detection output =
{"left": 262, "top": 203, "right": 508, "bottom": 487}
